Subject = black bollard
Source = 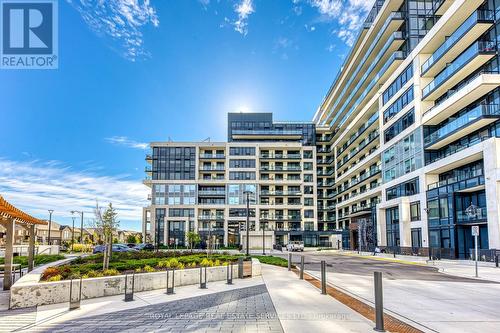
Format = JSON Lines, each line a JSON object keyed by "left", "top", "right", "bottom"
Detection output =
{"left": 227, "top": 262, "right": 233, "bottom": 285}
{"left": 288, "top": 253, "right": 292, "bottom": 271}
{"left": 200, "top": 266, "right": 207, "bottom": 289}
{"left": 373, "top": 271, "right": 385, "bottom": 332}
{"left": 166, "top": 268, "right": 175, "bottom": 295}
{"left": 124, "top": 272, "right": 135, "bottom": 302}
{"left": 321, "top": 260, "right": 327, "bottom": 295}
{"left": 299, "top": 255, "right": 304, "bottom": 280}
{"left": 496, "top": 254, "right": 499, "bottom": 268}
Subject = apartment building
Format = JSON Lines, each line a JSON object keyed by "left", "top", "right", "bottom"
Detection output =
{"left": 143, "top": 113, "right": 342, "bottom": 249}
{"left": 313, "top": 0, "right": 500, "bottom": 259}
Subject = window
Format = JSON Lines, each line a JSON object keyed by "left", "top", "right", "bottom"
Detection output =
{"left": 411, "top": 228, "right": 422, "bottom": 248}
{"left": 303, "top": 162, "right": 313, "bottom": 170}
{"left": 386, "top": 177, "right": 419, "bottom": 200}
{"left": 229, "top": 147, "right": 255, "bottom": 156}
{"left": 383, "top": 86, "right": 414, "bottom": 123}
{"left": 229, "top": 172, "right": 256, "bottom": 180}
{"left": 304, "top": 174, "right": 313, "bottom": 183}
{"left": 304, "top": 186, "right": 313, "bottom": 195}
{"left": 384, "top": 109, "right": 415, "bottom": 143}
{"left": 229, "top": 159, "right": 256, "bottom": 168}
{"left": 410, "top": 201, "right": 420, "bottom": 221}
{"left": 385, "top": 206, "right": 400, "bottom": 247}
{"left": 303, "top": 150, "right": 313, "bottom": 159}
{"left": 304, "top": 198, "right": 313, "bottom": 206}
{"left": 228, "top": 184, "right": 256, "bottom": 204}
{"left": 152, "top": 146, "right": 196, "bottom": 180}
{"left": 382, "top": 63, "right": 413, "bottom": 105}
{"left": 304, "top": 210, "right": 314, "bottom": 218}
{"left": 427, "top": 199, "right": 439, "bottom": 219}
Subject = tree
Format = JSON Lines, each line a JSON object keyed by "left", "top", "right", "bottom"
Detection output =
{"left": 93, "top": 202, "right": 120, "bottom": 270}
{"left": 126, "top": 234, "right": 138, "bottom": 244}
{"left": 187, "top": 231, "right": 201, "bottom": 251}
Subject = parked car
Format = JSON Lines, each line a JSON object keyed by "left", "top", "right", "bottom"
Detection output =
{"left": 126, "top": 243, "right": 137, "bottom": 248}
{"left": 134, "top": 243, "right": 155, "bottom": 251}
{"left": 93, "top": 244, "right": 138, "bottom": 254}
{"left": 286, "top": 241, "right": 304, "bottom": 252}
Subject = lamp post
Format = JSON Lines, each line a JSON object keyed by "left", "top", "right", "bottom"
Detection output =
{"left": 243, "top": 190, "right": 253, "bottom": 257}
{"left": 423, "top": 208, "right": 431, "bottom": 260}
{"left": 71, "top": 216, "right": 76, "bottom": 252}
{"left": 262, "top": 221, "right": 265, "bottom": 255}
{"left": 47, "top": 209, "right": 54, "bottom": 245}
{"left": 71, "top": 210, "right": 84, "bottom": 244}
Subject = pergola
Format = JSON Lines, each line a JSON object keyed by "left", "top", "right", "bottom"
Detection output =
{"left": 0, "top": 195, "right": 46, "bottom": 290}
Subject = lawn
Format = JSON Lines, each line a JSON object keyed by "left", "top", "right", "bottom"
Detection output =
{"left": 41, "top": 251, "right": 244, "bottom": 281}
{"left": 0, "top": 254, "right": 65, "bottom": 268}
{"left": 251, "top": 255, "right": 289, "bottom": 267}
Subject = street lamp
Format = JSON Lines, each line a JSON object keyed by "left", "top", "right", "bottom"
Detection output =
{"left": 71, "top": 210, "right": 84, "bottom": 244}
{"left": 243, "top": 190, "right": 254, "bottom": 257}
{"left": 47, "top": 210, "right": 54, "bottom": 245}
{"left": 262, "top": 220, "right": 266, "bottom": 255}
{"left": 71, "top": 216, "right": 76, "bottom": 252}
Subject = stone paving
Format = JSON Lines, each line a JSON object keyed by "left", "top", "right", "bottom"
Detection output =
{"left": 23, "top": 284, "right": 283, "bottom": 333}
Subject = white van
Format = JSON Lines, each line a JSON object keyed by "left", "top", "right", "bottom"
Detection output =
{"left": 286, "top": 241, "right": 304, "bottom": 252}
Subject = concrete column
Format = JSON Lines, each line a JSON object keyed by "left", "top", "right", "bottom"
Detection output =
{"left": 483, "top": 139, "right": 500, "bottom": 249}
{"left": 399, "top": 200, "right": 412, "bottom": 248}
{"left": 28, "top": 224, "right": 35, "bottom": 272}
{"left": 2, "top": 218, "right": 15, "bottom": 290}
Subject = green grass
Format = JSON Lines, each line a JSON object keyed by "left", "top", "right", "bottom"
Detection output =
{"left": 251, "top": 255, "right": 288, "bottom": 267}
{"left": 0, "top": 254, "right": 65, "bottom": 268}
{"left": 41, "top": 251, "right": 244, "bottom": 281}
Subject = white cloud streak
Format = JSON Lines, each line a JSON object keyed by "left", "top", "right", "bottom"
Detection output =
{"left": 309, "top": 0, "right": 375, "bottom": 46}
{"left": 66, "top": 0, "right": 159, "bottom": 61}
{"left": 0, "top": 159, "right": 148, "bottom": 226}
{"left": 233, "top": 0, "right": 255, "bottom": 35}
{"left": 105, "top": 136, "right": 149, "bottom": 150}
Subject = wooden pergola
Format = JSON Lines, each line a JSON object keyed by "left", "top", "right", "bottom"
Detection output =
{"left": 0, "top": 195, "right": 46, "bottom": 290}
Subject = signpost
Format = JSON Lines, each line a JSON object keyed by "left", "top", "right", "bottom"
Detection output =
{"left": 472, "top": 226, "right": 479, "bottom": 278}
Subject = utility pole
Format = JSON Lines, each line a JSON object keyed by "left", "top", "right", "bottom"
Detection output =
{"left": 47, "top": 210, "right": 54, "bottom": 245}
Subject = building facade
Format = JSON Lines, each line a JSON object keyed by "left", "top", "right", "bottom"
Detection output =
{"left": 313, "top": 0, "right": 500, "bottom": 258}
{"left": 142, "top": 113, "right": 342, "bottom": 249}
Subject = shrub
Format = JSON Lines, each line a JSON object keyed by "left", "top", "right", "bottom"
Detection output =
{"left": 42, "top": 267, "right": 61, "bottom": 280}
{"left": 72, "top": 243, "right": 93, "bottom": 253}
{"left": 84, "top": 270, "right": 103, "bottom": 278}
{"left": 200, "top": 258, "right": 213, "bottom": 267}
{"left": 47, "top": 275, "right": 62, "bottom": 282}
{"left": 214, "top": 259, "right": 221, "bottom": 266}
{"left": 143, "top": 265, "right": 155, "bottom": 273}
{"left": 103, "top": 269, "right": 119, "bottom": 277}
{"left": 168, "top": 258, "right": 180, "bottom": 269}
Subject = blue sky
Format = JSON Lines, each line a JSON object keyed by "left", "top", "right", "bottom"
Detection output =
{"left": 0, "top": 0, "right": 373, "bottom": 230}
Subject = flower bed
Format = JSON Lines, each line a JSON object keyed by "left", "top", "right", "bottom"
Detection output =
{"left": 41, "top": 251, "right": 242, "bottom": 281}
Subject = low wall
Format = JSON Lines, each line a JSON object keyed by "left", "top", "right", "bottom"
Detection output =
{"left": 10, "top": 259, "right": 261, "bottom": 309}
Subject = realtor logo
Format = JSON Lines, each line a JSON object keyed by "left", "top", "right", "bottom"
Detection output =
{"left": 1, "top": 0, "right": 58, "bottom": 69}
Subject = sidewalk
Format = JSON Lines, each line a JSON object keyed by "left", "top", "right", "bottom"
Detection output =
{"left": 260, "top": 264, "right": 375, "bottom": 333}
{"left": 338, "top": 250, "right": 500, "bottom": 282}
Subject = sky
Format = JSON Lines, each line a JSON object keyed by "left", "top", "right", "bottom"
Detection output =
{"left": 0, "top": 0, "right": 374, "bottom": 231}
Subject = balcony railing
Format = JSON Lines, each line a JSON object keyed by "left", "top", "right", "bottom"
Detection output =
{"left": 198, "top": 215, "right": 225, "bottom": 220}
{"left": 337, "top": 112, "right": 379, "bottom": 157}
{"left": 260, "top": 190, "right": 301, "bottom": 196}
{"left": 337, "top": 130, "right": 379, "bottom": 169}
{"left": 260, "top": 166, "right": 302, "bottom": 172}
{"left": 198, "top": 190, "right": 226, "bottom": 196}
{"left": 200, "top": 166, "right": 225, "bottom": 171}
{"left": 421, "top": 10, "right": 494, "bottom": 75}
{"left": 426, "top": 135, "right": 491, "bottom": 165}
{"left": 424, "top": 104, "right": 500, "bottom": 147}
{"left": 422, "top": 41, "right": 497, "bottom": 99}
{"left": 200, "top": 154, "right": 225, "bottom": 159}
{"left": 456, "top": 207, "right": 487, "bottom": 223}
{"left": 259, "top": 154, "right": 301, "bottom": 159}
{"left": 427, "top": 170, "right": 485, "bottom": 191}
{"left": 317, "top": 147, "right": 332, "bottom": 154}
{"left": 337, "top": 167, "right": 381, "bottom": 195}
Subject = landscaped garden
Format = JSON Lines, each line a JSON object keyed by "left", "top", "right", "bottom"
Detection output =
{"left": 0, "top": 254, "right": 65, "bottom": 268}
{"left": 41, "top": 251, "right": 243, "bottom": 281}
{"left": 39, "top": 251, "right": 290, "bottom": 281}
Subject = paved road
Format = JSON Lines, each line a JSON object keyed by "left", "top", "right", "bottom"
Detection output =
{"left": 278, "top": 251, "right": 493, "bottom": 283}
{"left": 23, "top": 285, "right": 283, "bottom": 333}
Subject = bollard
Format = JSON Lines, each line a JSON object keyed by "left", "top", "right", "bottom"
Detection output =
{"left": 69, "top": 277, "right": 82, "bottom": 310}
{"left": 299, "top": 255, "right": 304, "bottom": 280}
{"left": 124, "top": 272, "right": 135, "bottom": 302}
{"left": 226, "top": 262, "right": 233, "bottom": 285}
{"left": 496, "top": 254, "right": 499, "bottom": 268}
{"left": 166, "top": 268, "right": 175, "bottom": 295}
{"left": 200, "top": 266, "right": 207, "bottom": 289}
{"left": 320, "top": 260, "right": 327, "bottom": 295}
{"left": 373, "top": 271, "right": 385, "bottom": 332}
{"left": 288, "top": 253, "right": 292, "bottom": 271}
{"left": 238, "top": 257, "right": 244, "bottom": 279}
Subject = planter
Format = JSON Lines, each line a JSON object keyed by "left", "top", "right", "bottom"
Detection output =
{"left": 10, "top": 258, "right": 262, "bottom": 309}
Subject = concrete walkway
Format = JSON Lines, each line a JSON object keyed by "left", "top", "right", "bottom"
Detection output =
{"left": 260, "top": 264, "right": 374, "bottom": 333}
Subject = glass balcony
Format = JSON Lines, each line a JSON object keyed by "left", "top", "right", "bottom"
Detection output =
{"left": 326, "top": 12, "right": 405, "bottom": 125}
{"left": 425, "top": 135, "right": 491, "bottom": 166}
{"left": 200, "top": 166, "right": 225, "bottom": 171}
{"left": 427, "top": 169, "right": 484, "bottom": 191}
{"left": 421, "top": 10, "right": 494, "bottom": 76}
{"left": 422, "top": 41, "right": 497, "bottom": 99}
{"left": 259, "top": 153, "right": 302, "bottom": 159}
{"left": 337, "top": 130, "right": 379, "bottom": 169}
{"left": 199, "top": 154, "right": 225, "bottom": 159}
{"left": 337, "top": 112, "right": 378, "bottom": 157}
{"left": 260, "top": 166, "right": 302, "bottom": 172}
{"left": 456, "top": 207, "right": 487, "bottom": 224}
{"left": 424, "top": 104, "right": 500, "bottom": 149}
{"left": 198, "top": 190, "right": 226, "bottom": 196}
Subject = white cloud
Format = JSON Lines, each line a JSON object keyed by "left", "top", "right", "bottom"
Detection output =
{"left": 66, "top": 0, "right": 159, "bottom": 61}
{"left": 0, "top": 158, "right": 148, "bottom": 226}
{"left": 105, "top": 136, "right": 149, "bottom": 150}
{"left": 309, "top": 0, "right": 375, "bottom": 46}
{"left": 233, "top": 0, "right": 255, "bottom": 35}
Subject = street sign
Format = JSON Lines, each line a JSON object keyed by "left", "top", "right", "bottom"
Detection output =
{"left": 472, "top": 226, "right": 480, "bottom": 236}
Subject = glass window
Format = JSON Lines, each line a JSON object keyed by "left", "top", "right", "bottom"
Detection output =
{"left": 410, "top": 201, "right": 420, "bottom": 221}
